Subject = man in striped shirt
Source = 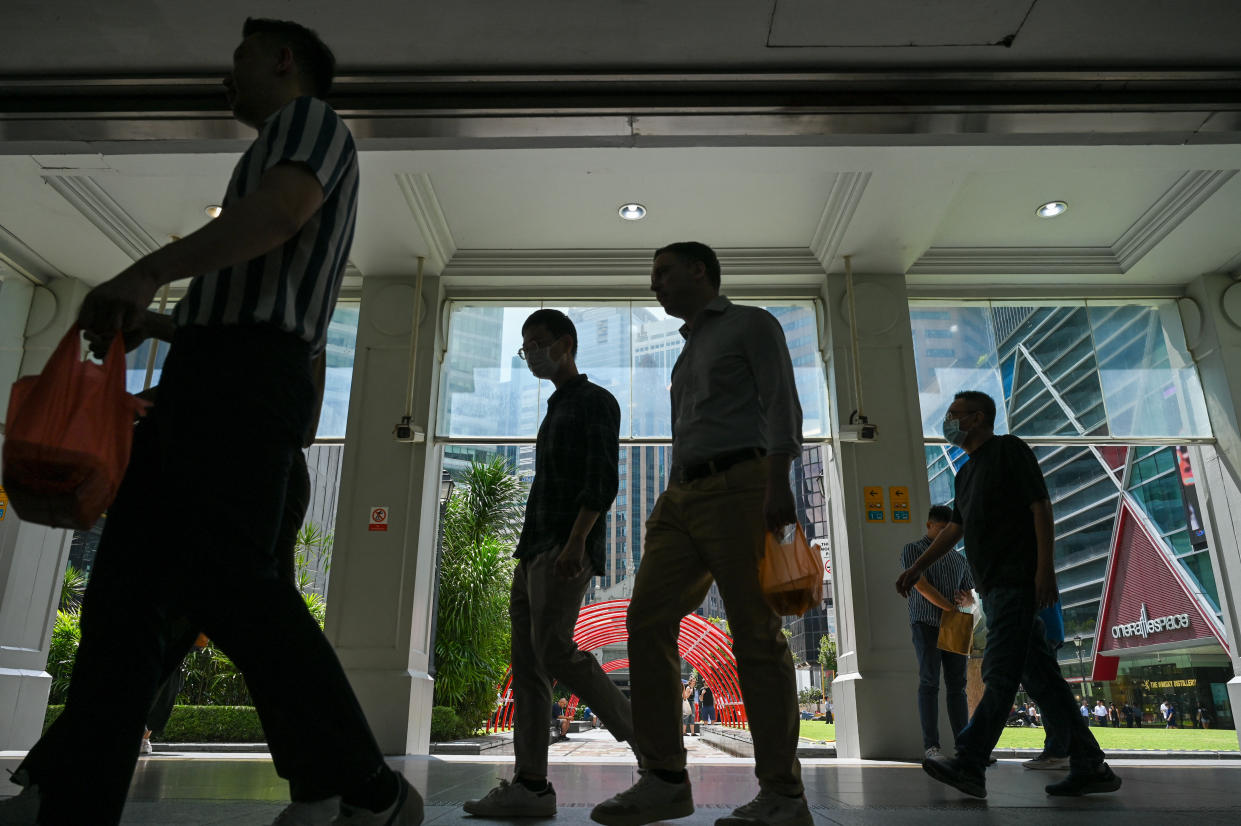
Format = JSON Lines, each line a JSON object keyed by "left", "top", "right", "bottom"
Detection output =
{"left": 2, "top": 19, "right": 419, "bottom": 826}
{"left": 899, "top": 505, "right": 975, "bottom": 760}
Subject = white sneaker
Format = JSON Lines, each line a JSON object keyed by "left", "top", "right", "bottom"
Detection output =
{"left": 464, "top": 778, "right": 557, "bottom": 817}
{"left": 590, "top": 772, "right": 694, "bottom": 826}
{"left": 0, "top": 771, "right": 40, "bottom": 826}
{"left": 271, "top": 796, "right": 341, "bottom": 825}
{"left": 1022, "top": 753, "right": 1070, "bottom": 771}
{"left": 716, "top": 791, "right": 812, "bottom": 826}
{"left": 334, "top": 774, "right": 423, "bottom": 825}
{"left": 924, "top": 747, "right": 942, "bottom": 760}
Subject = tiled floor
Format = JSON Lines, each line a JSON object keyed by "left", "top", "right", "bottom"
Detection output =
{"left": 3, "top": 729, "right": 1239, "bottom": 824}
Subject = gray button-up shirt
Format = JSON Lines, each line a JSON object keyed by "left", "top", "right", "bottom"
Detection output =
{"left": 669, "top": 296, "right": 803, "bottom": 470}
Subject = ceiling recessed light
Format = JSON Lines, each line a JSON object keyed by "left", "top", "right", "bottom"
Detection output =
{"left": 1035, "top": 200, "right": 1068, "bottom": 218}
{"left": 204, "top": 205, "right": 223, "bottom": 218}
{"left": 618, "top": 203, "right": 647, "bottom": 221}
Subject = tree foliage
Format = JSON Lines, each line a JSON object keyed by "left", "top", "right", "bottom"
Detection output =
{"left": 60, "top": 566, "right": 87, "bottom": 613}
{"left": 433, "top": 458, "right": 525, "bottom": 735}
{"left": 818, "top": 634, "right": 837, "bottom": 673}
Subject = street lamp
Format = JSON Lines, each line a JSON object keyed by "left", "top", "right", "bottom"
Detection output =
{"left": 1073, "top": 634, "right": 1091, "bottom": 700}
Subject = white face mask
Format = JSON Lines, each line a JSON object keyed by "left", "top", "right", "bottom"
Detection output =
{"left": 525, "top": 345, "right": 561, "bottom": 379}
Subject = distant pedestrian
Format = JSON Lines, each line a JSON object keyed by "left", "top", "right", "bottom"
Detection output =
{"left": 1093, "top": 702, "right": 1108, "bottom": 727}
{"left": 1197, "top": 706, "right": 1210, "bottom": 730}
{"left": 1109, "top": 704, "right": 1119, "bottom": 727}
{"left": 899, "top": 504, "right": 976, "bottom": 760}
{"left": 897, "top": 390, "right": 1119, "bottom": 799}
{"left": 699, "top": 684, "right": 715, "bottom": 724}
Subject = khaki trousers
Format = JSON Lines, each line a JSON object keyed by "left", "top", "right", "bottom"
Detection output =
{"left": 511, "top": 550, "right": 634, "bottom": 780}
{"left": 628, "top": 457, "right": 802, "bottom": 795}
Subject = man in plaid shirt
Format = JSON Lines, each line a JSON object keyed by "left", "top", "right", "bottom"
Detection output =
{"left": 465, "top": 309, "right": 635, "bottom": 818}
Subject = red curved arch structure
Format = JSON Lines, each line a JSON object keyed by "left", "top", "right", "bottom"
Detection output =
{"left": 487, "top": 598, "right": 745, "bottom": 732}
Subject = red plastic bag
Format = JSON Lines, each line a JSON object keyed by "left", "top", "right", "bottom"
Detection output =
{"left": 2, "top": 326, "right": 145, "bottom": 530}
{"left": 759, "top": 522, "right": 825, "bottom": 617}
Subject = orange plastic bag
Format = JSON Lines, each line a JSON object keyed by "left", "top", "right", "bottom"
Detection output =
{"left": 759, "top": 522, "right": 825, "bottom": 617}
{"left": 2, "top": 326, "right": 145, "bottom": 530}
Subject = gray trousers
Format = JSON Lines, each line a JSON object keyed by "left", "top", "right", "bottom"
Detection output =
{"left": 511, "top": 551, "right": 635, "bottom": 779}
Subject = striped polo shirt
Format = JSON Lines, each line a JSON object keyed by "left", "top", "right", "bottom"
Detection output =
{"left": 174, "top": 95, "right": 359, "bottom": 352}
{"left": 900, "top": 536, "right": 975, "bottom": 628}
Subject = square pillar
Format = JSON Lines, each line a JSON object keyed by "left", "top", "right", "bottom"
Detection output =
{"left": 1181, "top": 274, "right": 1241, "bottom": 749}
{"left": 0, "top": 277, "right": 87, "bottom": 750}
{"left": 821, "top": 272, "right": 936, "bottom": 760}
{"left": 324, "top": 275, "right": 443, "bottom": 755}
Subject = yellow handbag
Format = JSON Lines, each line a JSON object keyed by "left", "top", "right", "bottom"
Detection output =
{"left": 936, "top": 608, "right": 974, "bottom": 656}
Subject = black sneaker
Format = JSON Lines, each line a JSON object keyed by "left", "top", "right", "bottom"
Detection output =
{"left": 1045, "top": 762, "right": 1122, "bottom": 796}
{"left": 922, "top": 753, "right": 986, "bottom": 799}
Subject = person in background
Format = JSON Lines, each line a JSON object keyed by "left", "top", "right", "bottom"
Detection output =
{"left": 897, "top": 390, "right": 1119, "bottom": 800}
{"left": 464, "top": 309, "right": 634, "bottom": 820}
{"left": 700, "top": 682, "right": 716, "bottom": 725}
{"left": 1094, "top": 701, "right": 1108, "bottom": 727}
{"left": 592, "top": 242, "right": 809, "bottom": 826}
{"left": 899, "top": 504, "right": 975, "bottom": 760}
{"left": 1109, "top": 703, "right": 1120, "bottom": 728}
{"left": 1, "top": 18, "right": 420, "bottom": 826}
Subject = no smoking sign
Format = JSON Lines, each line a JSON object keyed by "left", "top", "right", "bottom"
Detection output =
{"left": 369, "top": 506, "right": 389, "bottom": 532}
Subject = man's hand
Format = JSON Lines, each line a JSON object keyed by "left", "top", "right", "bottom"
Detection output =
{"left": 954, "top": 589, "right": 975, "bottom": 607}
{"left": 1035, "top": 565, "right": 1059, "bottom": 609}
{"left": 895, "top": 563, "right": 924, "bottom": 597}
{"left": 554, "top": 536, "right": 587, "bottom": 579}
{"left": 763, "top": 479, "right": 797, "bottom": 534}
{"left": 78, "top": 265, "right": 163, "bottom": 347}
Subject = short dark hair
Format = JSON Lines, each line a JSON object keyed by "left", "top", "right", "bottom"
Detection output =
{"left": 522, "top": 309, "right": 578, "bottom": 357}
{"left": 928, "top": 505, "right": 953, "bottom": 524}
{"left": 654, "top": 241, "right": 721, "bottom": 290}
{"left": 243, "top": 18, "right": 336, "bottom": 98}
{"left": 953, "top": 390, "right": 996, "bottom": 428}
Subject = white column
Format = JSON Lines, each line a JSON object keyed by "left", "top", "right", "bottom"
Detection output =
{"left": 1181, "top": 273, "right": 1241, "bottom": 749}
{"left": 821, "top": 271, "right": 933, "bottom": 759}
{"left": 0, "top": 277, "right": 88, "bottom": 750}
{"left": 325, "top": 275, "right": 443, "bottom": 755}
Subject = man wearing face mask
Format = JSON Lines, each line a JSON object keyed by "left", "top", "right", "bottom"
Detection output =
{"left": 896, "top": 391, "right": 1119, "bottom": 800}
{"left": 465, "top": 309, "right": 635, "bottom": 818}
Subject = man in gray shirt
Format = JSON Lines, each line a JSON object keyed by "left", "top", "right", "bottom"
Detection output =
{"left": 592, "top": 242, "right": 809, "bottom": 826}
{"left": 900, "top": 505, "right": 975, "bottom": 759}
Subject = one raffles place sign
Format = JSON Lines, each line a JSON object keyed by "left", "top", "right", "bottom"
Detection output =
{"left": 1111, "top": 603, "right": 1191, "bottom": 640}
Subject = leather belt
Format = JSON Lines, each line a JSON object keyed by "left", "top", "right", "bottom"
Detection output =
{"left": 678, "top": 448, "right": 765, "bottom": 484}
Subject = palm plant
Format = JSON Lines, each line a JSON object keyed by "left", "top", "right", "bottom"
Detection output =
{"left": 59, "top": 565, "right": 87, "bottom": 612}
{"left": 434, "top": 457, "right": 526, "bottom": 733}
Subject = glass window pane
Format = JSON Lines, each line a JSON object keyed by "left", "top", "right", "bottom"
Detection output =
{"left": 631, "top": 305, "right": 683, "bottom": 439}
{"left": 124, "top": 337, "right": 170, "bottom": 394}
{"left": 317, "top": 301, "right": 360, "bottom": 439}
{"left": 438, "top": 301, "right": 828, "bottom": 441}
{"left": 438, "top": 304, "right": 541, "bottom": 439}
{"left": 910, "top": 304, "right": 1005, "bottom": 437}
{"left": 1087, "top": 302, "right": 1211, "bottom": 437}
{"left": 552, "top": 305, "right": 632, "bottom": 437}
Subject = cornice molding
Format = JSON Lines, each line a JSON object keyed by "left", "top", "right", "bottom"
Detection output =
{"left": 810, "top": 171, "right": 871, "bottom": 272}
{"left": 0, "top": 223, "right": 61, "bottom": 284}
{"left": 41, "top": 174, "right": 159, "bottom": 261}
{"left": 441, "top": 247, "right": 825, "bottom": 279}
{"left": 395, "top": 172, "right": 457, "bottom": 273}
{"left": 909, "top": 169, "right": 1238, "bottom": 276}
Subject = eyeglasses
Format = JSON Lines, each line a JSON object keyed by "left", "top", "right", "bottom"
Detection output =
{"left": 944, "top": 408, "right": 980, "bottom": 422}
{"left": 517, "top": 341, "right": 551, "bottom": 361}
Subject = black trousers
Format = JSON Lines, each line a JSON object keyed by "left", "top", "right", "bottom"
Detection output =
{"left": 21, "top": 325, "right": 385, "bottom": 825}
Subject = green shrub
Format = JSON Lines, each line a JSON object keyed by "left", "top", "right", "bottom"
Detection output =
{"left": 46, "top": 611, "right": 81, "bottom": 705}
{"left": 430, "top": 705, "right": 471, "bottom": 742}
{"left": 45, "top": 704, "right": 265, "bottom": 742}
{"left": 158, "top": 705, "right": 265, "bottom": 742}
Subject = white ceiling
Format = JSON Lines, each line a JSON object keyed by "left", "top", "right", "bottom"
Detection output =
{"left": 3, "top": 143, "right": 1240, "bottom": 293}
{"left": 2, "top": 1, "right": 1241, "bottom": 294}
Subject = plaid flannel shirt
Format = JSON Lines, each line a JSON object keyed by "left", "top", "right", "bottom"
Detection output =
{"left": 515, "top": 374, "right": 620, "bottom": 574}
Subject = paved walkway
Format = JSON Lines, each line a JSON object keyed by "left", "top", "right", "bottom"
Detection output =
{"left": 4, "top": 730, "right": 1240, "bottom": 824}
